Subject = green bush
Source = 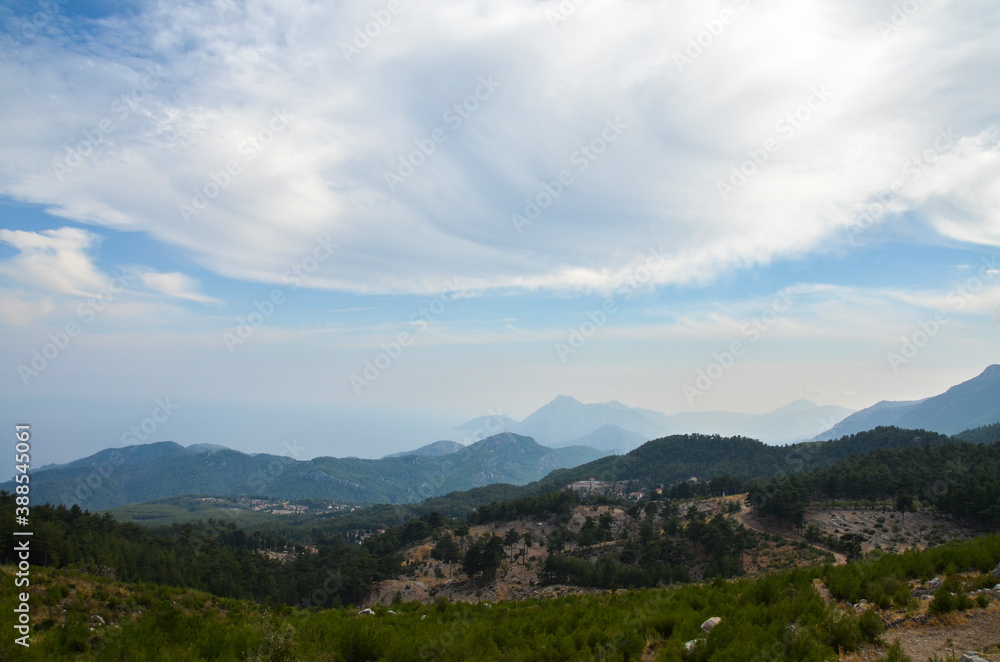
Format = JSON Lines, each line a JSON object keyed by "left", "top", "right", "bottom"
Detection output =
{"left": 827, "top": 613, "right": 862, "bottom": 651}
{"left": 877, "top": 639, "right": 913, "bottom": 662}
{"left": 859, "top": 609, "right": 884, "bottom": 641}
{"left": 928, "top": 588, "right": 955, "bottom": 615}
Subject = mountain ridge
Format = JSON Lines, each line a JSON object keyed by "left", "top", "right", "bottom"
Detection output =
{"left": 813, "top": 365, "right": 1000, "bottom": 439}
{"left": 2, "top": 433, "right": 609, "bottom": 510}
{"left": 459, "top": 395, "right": 854, "bottom": 450}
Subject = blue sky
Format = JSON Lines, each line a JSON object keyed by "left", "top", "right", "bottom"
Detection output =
{"left": 1, "top": 0, "right": 998, "bottom": 465}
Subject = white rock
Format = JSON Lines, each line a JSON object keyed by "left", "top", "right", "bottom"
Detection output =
{"left": 700, "top": 617, "right": 722, "bottom": 634}
{"left": 683, "top": 639, "right": 703, "bottom": 652}
{"left": 359, "top": 608, "right": 375, "bottom": 616}
{"left": 959, "top": 653, "right": 989, "bottom": 662}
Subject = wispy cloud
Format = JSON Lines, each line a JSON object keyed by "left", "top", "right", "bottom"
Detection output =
{"left": 0, "top": 227, "right": 106, "bottom": 296}
{"left": 136, "top": 269, "right": 218, "bottom": 305}
{"left": 0, "top": 0, "right": 996, "bottom": 296}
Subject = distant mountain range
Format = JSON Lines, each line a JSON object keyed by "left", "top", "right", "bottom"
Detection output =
{"left": 384, "top": 440, "right": 466, "bottom": 458}
{"left": 4, "top": 434, "right": 608, "bottom": 510}
{"left": 444, "top": 395, "right": 853, "bottom": 453}
{"left": 813, "top": 364, "right": 1000, "bottom": 440}
{"left": 11, "top": 365, "right": 999, "bottom": 513}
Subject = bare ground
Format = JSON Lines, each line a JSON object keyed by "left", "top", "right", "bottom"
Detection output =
{"left": 845, "top": 603, "right": 1000, "bottom": 661}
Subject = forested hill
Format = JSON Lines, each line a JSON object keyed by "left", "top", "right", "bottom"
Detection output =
{"left": 538, "top": 426, "right": 956, "bottom": 490}
{"left": 952, "top": 421, "right": 1000, "bottom": 445}
{"left": 749, "top": 439, "right": 1000, "bottom": 530}
{"left": 1, "top": 434, "right": 608, "bottom": 510}
{"left": 111, "top": 426, "right": 992, "bottom": 532}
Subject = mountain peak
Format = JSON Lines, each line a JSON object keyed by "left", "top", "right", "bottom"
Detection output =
{"left": 767, "top": 399, "right": 818, "bottom": 415}
{"left": 814, "top": 365, "right": 1000, "bottom": 439}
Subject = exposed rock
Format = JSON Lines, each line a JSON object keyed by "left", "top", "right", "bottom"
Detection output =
{"left": 959, "top": 653, "right": 989, "bottom": 662}
{"left": 683, "top": 639, "right": 704, "bottom": 653}
{"left": 700, "top": 617, "right": 722, "bottom": 634}
{"left": 359, "top": 608, "right": 375, "bottom": 616}
{"left": 925, "top": 577, "right": 942, "bottom": 589}
{"left": 91, "top": 615, "right": 105, "bottom": 625}
{"left": 993, "top": 562, "right": 1000, "bottom": 581}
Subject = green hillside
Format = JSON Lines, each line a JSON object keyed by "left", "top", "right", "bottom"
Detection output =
{"left": 3, "top": 434, "right": 608, "bottom": 510}
{"left": 3, "top": 534, "right": 999, "bottom": 660}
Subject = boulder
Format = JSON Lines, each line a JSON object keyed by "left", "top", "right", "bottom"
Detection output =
{"left": 925, "top": 577, "right": 942, "bottom": 589}
{"left": 358, "top": 608, "right": 375, "bottom": 616}
{"left": 959, "top": 653, "right": 989, "bottom": 662}
{"left": 683, "top": 639, "right": 704, "bottom": 653}
{"left": 993, "top": 562, "right": 1000, "bottom": 581}
{"left": 700, "top": 617, "right": 722, "bottom": 634}
{"left": 90, "top": 615, "right": 105, "bottom": 625}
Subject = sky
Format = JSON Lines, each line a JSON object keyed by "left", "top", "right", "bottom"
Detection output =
{"left": 1, "top": 0, "right": 998, "bottom": 465}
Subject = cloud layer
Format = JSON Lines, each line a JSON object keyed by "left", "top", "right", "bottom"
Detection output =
{"left": 1, "top": 0, "right": 997, "bottom": 297}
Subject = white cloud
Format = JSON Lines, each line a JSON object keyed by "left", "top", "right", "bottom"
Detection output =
{"left": 0, "top": 294, "right": 54, "bottom": 326}
{"left": 0, "top": 0, "right": 998, "bottom": 296}
{"left": 136, "top": 270, "right": 218, "bottom": 305}
{"left": 0, "top": 227, "right": 107, "bottom": 296}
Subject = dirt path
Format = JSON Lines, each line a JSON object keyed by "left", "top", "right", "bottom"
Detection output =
{"left": 732, "top": 502, "right": 848, "bottom": 565}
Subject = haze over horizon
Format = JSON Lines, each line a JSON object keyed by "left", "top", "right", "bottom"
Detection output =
{"left": 1, "top": 1, "right": 998, "bottom": 465}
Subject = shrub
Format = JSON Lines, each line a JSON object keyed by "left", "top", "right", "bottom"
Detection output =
{"left": 928, "top": 588, "right": 954, "bottom": 615}
{"left": 859, "top": 609, "right": 884, "bottom": 642}
{"left": 877, "top": 639, "right": 913, "bottom": 662}
{"left": 827, "top": 613, "right": 862, "bottom": 651}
